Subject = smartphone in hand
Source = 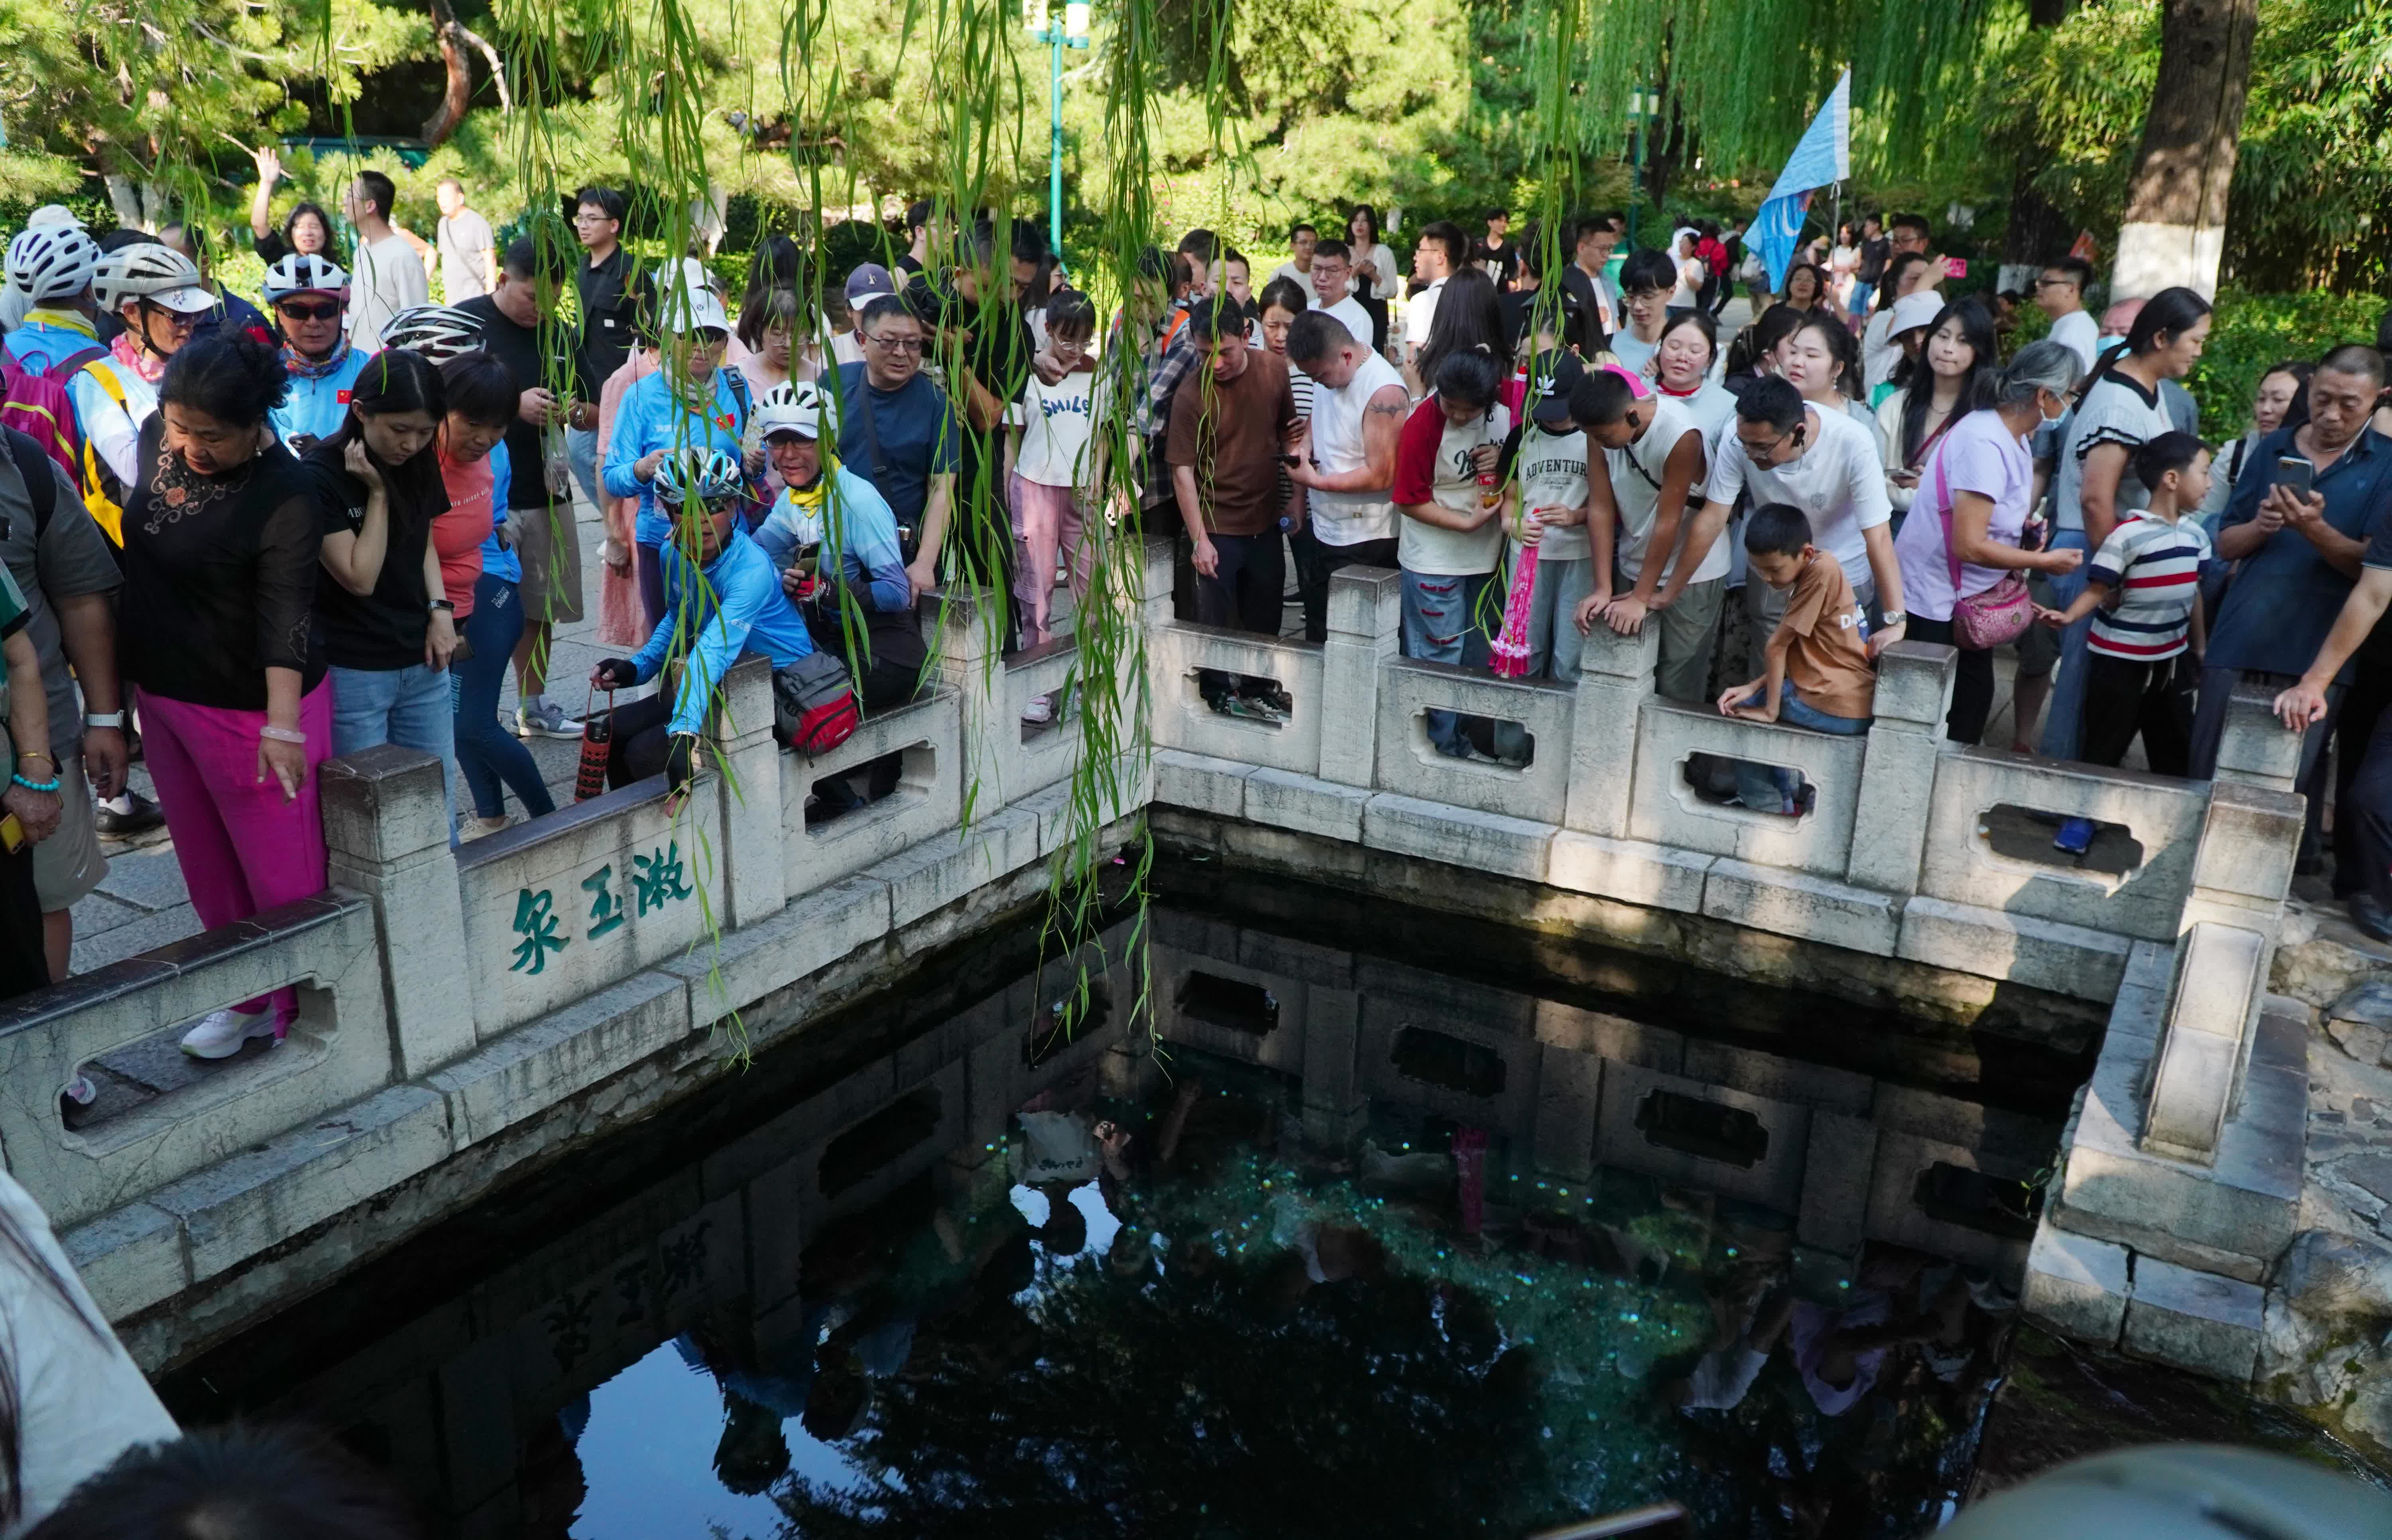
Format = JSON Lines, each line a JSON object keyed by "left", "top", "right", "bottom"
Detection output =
{"left": 2278, "top": 455, "right": 2316, "bottom": 503}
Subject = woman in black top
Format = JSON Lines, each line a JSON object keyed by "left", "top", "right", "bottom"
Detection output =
{"left": 246, "top": 147, "right": 347, "bottom": 269}
{"left": 311, "top": 350, "right": 459, "bottom": 832}
{"left": 118, "top": 334, "right": 332, "bottom": 1059}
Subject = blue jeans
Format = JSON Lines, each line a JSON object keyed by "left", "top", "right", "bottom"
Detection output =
{"left": 1399, "top": 568, "right": 1496, "bottom": 756}
{"left": 566, "top": 424, "right": 601, "bottom": 511}
{"left": 2036, "top": 529, "right": 2094, "bottom": 760}
{"left": 452, "top": 575, "right": 557, "bottom": 822}
{"left": 1849, "top": 280, "right": 1876, "bottom": 318}
{"left": 1729, "top": 682, "right": 1870, "bottom": 811}
{"left": 330, "top": 662, "right": 457, "bottom": 837}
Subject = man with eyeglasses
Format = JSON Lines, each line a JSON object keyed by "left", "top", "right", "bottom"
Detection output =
{"left": 1683, "top": 375, "right": 1906, "bottom": 675}
{"left": 570, "top": 186, "right": 652, "bottom": 509}
{"left": 833, "top": 291, "right": 959, "bottom": 604}
{"left": 2034, "top": 256, "right": 2100, "bottom": 378}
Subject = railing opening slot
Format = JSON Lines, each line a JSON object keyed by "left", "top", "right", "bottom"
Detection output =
{"left": 1174, "top": 972, "right": 1279, "bottom": 1035}
{"left": 1634, "top": 1090, "right": 1767, "bottom": 1167}
{"left": 1391, "top": 1025, "right": 1507, "bottom": 1096}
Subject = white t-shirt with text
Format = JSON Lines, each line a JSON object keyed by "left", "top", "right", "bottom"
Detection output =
{"left": 1702, "top": 403, "right": 1892, "bottom": 590}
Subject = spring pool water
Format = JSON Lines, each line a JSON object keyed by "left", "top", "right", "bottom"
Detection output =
{"left": 159, "top": 860, "right": 2091, "bottom": 1538}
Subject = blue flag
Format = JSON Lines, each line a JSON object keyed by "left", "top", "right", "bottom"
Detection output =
{"left": 1755, "top": 70, "right": 1851, "bottom": 293}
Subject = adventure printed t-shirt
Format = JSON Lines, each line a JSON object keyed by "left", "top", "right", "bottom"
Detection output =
{"left": 1511, "top": 421, "right": 1592, "bottom": 564}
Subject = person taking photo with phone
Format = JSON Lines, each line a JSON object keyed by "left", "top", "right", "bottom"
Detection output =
{"left": 2197, "top": 345, "right": 2392, "bottom": 873}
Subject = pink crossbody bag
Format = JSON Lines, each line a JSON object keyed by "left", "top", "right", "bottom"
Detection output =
{"left": 1932, "top": 444, "right": 2035, "bottom": 649}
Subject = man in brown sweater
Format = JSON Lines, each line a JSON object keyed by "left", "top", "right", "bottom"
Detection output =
{"left": 1166, "top": 297, "right": 1303, "bottom": 717}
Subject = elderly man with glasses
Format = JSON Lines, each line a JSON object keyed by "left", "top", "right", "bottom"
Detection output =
{"left": 832, "top": 288, "right": 960, "bottom": 601}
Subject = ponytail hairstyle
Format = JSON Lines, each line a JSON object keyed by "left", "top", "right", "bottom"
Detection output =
{"left": 321, "top": 348, "right": 448, "bottom": 515}
{"left": 2093, "top": 285, "right": 2215, "bottom": 380}
{"left": 1726, "top": 303, "right": 1806, "bottom": 380}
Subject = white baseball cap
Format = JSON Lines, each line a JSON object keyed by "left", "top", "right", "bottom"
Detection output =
{"left": 1888, "top": 289, "right": 1945, "bottom": 338}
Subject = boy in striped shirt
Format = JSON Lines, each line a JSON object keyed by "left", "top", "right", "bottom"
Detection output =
{"left": 2034, "top": 432, "right": 2213, "bottom": 774}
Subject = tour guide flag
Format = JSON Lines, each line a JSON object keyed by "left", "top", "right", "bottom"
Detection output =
{"left": 1754, "top": 69, "right": 1851, "bottom": 292}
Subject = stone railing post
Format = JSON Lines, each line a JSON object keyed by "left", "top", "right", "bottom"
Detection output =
{"left": 1845, "top": 641, "right": 1955, "bottom": 896}
{"left": 1319, "top": 566, "right": 1401, "bottom": 788}
{"left": 321, "top": 746, "right": 476, "bottom": 1077}
{"left": 712, "top": 655, "right": 786, "bottom": 925}
{"left": 935, "top": 583, "right": 1009, "bottom": 804}
{"left": 2213, "top": 682, "right": 2302, "bottom": 792}
{"left": 1564, "top": 622, "right": 1658, "bottom": 837}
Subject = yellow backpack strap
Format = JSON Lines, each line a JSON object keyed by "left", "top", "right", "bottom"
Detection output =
{"left": 76, "top": 361, "right": 130, "bottom": 545}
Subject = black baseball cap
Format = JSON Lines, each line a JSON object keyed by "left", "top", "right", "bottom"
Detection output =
{"left": 1529, "top": 349, "right": 1588, "bottom": 428}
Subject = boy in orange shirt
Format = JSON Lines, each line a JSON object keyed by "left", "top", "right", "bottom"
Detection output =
{"left": 1717, "top": 503, "right": 1877, "bottom": 735}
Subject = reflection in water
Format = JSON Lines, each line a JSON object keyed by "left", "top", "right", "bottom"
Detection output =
{"left": 161, "top": 880, "right": 2076, "bottom": 1539}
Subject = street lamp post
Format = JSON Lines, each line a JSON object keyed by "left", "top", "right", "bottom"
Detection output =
{"left": 1024, "top": 1, "right": 1090, "bottom": 271}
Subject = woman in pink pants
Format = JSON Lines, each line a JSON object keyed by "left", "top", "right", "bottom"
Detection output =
{"left": 116, "top": 332, "right": 332, "bottom": 1059}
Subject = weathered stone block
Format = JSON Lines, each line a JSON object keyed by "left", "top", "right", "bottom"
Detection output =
{"left": 2213, "top": 683, "right": 2302, "bottom": 790}
{"left": 61, "top": 1201, "right": 185, "bottom": 1320}
{"left": 1531, "top": 1042, "right": 1602, "bottom": 1180}
{"left": 1702, "top": 859, "right": 1900, "bottom": 955}
{"left": 1361, "top": 793, "right": 1553, "bottom": 884}
{"left": 2144, "top": 921, "right": 2266, "bottom": 1160}
{"left": 1245, "top": 768, "right": 1371, "bottom": 843}
{"left": 151, "top": 1082, "right": 454, "bottom": 1281}
{"left": 1797, "top": 1110, "right": 1877, "bottom": 1254}
{"left": 1153, "top": 749, "right": 1252, "bottom": 820}
{"left": 661, "top": 874, "right": 892, "bottom": 1032}
{"left": 1846, "top": 723, "right": 1942, "bottom": 895}
{"left": 2023, "top": 1224, "right": 2129, "bottom": 1346}
{"left": 2125, "top": 1254, "right": 2266, "bottom": 1381}
{"left": 1869, "top": 642, "right": 1958, "bottom": 729}
{"left": 1374, "top": 661, "right": 1575, "bottom": 825}
{"left": 427, "top": 970, "right": 693, "bottom": 1147}
{"left": 1894, "top": 894, "right": 2132, "bottom": 1001}
{"left": 1546, "top": 830, "right": 1709, "bottom": 914}
{"left": 1628, "top": 701, "right": 1869, "bottom": 878}
{"left": 2190, "top": 781, "right": 2305, "bottom": 908}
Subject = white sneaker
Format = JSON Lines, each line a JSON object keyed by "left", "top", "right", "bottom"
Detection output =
{"left": 1021, "top": 693, "right": 1055, "bottom": 725}
{"left": 514, "top": 698, "right": 584, "bottom": 739}
{"left": 179, "top": 1009, "right": 279, "bottom": 1061}
{"left": 461, "top": 813, "right": 512, "bottom": 842}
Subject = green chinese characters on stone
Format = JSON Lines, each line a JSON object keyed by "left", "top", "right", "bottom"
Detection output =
{"left": 633, "top": 842, "right": 695, "bottom": 916}
{"left": 583, "top": 865, "right": 626, "bottom": 939}
{"left": 509, "top": 888, "right": 569, "bottom": 974}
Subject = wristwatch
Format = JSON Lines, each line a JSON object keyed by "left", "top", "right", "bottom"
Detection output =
{"left": 83, "top": 711, "right": 126, "bottom": 730}
{"left": 1879, "top": 610, "right": 1907, "bottom": 628}
{"left": 429, "top": 599, "right": 456, "bottom": 613}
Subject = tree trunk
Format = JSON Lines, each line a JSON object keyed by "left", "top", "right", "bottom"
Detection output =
{"left": 2110, "top": 0, "right": 2258, "bottom": 300}
{"left": 422, "top": 0, "right": 512, "bottom": 147}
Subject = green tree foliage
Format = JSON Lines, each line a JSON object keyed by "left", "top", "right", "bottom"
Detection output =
{"left": 0, "top": 0, "right": 425, "bottom": 202}
{"left": 1991, "top": 0, "right": 2392, "bottom": 291}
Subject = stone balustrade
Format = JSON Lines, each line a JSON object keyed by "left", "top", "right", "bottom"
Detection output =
{"left": 0, "top": 539, "right": 2313, "bottom": 1378}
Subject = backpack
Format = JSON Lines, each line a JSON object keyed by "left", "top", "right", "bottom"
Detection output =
{"left": 67, "top": 360, "right": 134, "bottom": 544}
{"left": 771, "top": 648, "right": 860, "bottom": 756}
{"left": 0, "top": 352, "right": 80, "bottom": 492}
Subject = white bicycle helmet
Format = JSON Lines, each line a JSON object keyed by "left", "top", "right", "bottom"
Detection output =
{"left": 6, "top": 224, "right": 101, "bottom": 303}
{"left": 379, "top": 305, "right": 485, "bottom": 363}
{"left": 262, "top": 251, "right": 350, "bottom": 305}
{"left": 652, "top": 447, "right": 746, "bottom": 505}
{"left": 753, "top": 379, "right": 831, "bottom": 441}
{"left": 92, "top": 244, "right": 216, "bottom": 317}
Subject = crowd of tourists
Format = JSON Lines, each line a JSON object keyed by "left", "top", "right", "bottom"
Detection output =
{"left": 5, "top": 178, "right": 2392, "bottom": 1079}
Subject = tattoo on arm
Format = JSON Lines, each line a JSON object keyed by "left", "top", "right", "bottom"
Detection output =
{"left": 1366, "top": 400, "right": 1407, "bottom": 416}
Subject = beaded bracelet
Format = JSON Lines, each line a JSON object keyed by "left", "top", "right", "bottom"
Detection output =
{"left": 10, "top": 771, "right": 61, "bottom": 794}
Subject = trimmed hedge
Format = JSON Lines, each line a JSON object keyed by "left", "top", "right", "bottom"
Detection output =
{"left": 2188, "top": 287, "right": 2384, "bottom": 443}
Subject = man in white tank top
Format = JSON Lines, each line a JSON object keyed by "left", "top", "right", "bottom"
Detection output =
{"left": 1287, "top": 309, "right": 1408, "bottom": 640}
{"left": 1576, "top": 368, "right": 1725, "bottom": 701}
